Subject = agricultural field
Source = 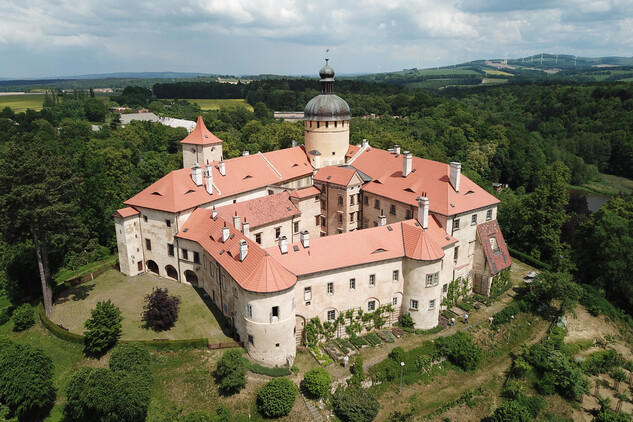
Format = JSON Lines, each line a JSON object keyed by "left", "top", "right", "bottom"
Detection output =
{"left": 485, "top": 70, "right": 514, "bottom": 76}
{"left": 0, "top": 93, "right": 46, "bottom": 111}
{"left": 182, "top": 98, "right": 253, "bottom": 111}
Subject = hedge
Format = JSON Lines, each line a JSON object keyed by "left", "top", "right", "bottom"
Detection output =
{"left": 244, "top": 359, "right": 292, "bottom": 377}
{"left": 507, "top": 247, "right": 552, "bottom": 271}
{"left": 39, "top": 303, "right": 208, "bottom": 350}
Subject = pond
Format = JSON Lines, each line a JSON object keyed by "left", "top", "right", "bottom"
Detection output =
{"left": 568, "top": 188, "right": 610, "bottom": 213}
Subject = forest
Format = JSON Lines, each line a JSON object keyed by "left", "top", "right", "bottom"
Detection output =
{"left": 1, "top": 77, "right": 632, "bottom": 322}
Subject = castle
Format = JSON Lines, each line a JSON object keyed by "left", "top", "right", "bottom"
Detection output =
{"left": 114, "top": 60, "right": 511, "bottom": 366}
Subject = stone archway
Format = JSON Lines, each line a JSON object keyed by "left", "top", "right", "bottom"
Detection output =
{"left": 184, "top": 270, "right": 198, "bottom": 287}
{"left": 147, "top": 260, "right": 159, "bottom": 275}
{"left": 165, "top": 265, "right": 178, "bottom": 280}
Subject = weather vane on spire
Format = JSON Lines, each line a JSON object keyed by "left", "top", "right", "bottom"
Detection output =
{"left": 326, "top": 49, "right": 330, "bottom": 62}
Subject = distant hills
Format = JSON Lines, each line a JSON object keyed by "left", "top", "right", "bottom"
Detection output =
{"left": 2, "top": 54, "right": 633, "bottom": 92}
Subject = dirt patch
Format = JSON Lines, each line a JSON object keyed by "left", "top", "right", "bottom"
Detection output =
{"left": 565, "top": 307, "right": 619, "bottom": 345}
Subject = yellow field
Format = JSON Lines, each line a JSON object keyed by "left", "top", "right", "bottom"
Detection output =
{"left": 0, "top": 93, "right": 45, "bottom": 111}
{"left": 485, "top": 70, "right": 514, "bottom": 76}
{"left": 183, "top": 98, "right": 253, "bottom": 111}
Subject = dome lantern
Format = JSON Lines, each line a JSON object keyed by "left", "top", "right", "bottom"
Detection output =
{"left": 304, "top": 59, "right": 351, "bottom": 121}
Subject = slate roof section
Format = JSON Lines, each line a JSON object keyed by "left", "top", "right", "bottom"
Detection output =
{"left": 351, "top": 147, "right": 499, "bottom": 216}
{"left": 477, "top": 220, "right": 512, "bottom": 275}
{"left": 113, "top": 207, "right": 139, "bottom": 218}
{"left": 216, "top": 192, "right": 301, "bottom": 228}
{"left": 180, "top": 116, "right": 223, "bottom": 145}
{"left": 177, "top": 209, "right": 297, "bottom": 293}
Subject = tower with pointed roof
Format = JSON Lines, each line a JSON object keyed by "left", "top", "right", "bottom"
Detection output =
{"left": 181, "top": 116, "right": 223, "bottom": 168}
{"left": 303, "top": 59, "right": 351, "bottom": 169}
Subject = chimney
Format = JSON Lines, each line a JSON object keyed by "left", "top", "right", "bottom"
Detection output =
{"left": 417, "top": 196, "right": 429, "bottom": 229}
{"left": 239, "top": 240, "right": 248, "bottom": 261}
{"left": 242, "top": 219, "right": 250, "bottom": 236}
{"left": 232, "top": 213, "right": 240, "bottom": 231}
{"left": 292, "top": 139, "right": 298, "bottom": 148}
{"left": 394, "top": 145, "right": 401, "bottom": 154}
{"left": 191, "top": 164, "right": 203, "bottom": 186}
{"left": 204, "top": 164, "right": 213, "bottom": 194}
{"left": 219, "top": 161, "right": 226, "bottom": 176}
{"left": 449, "top": 162, "right": 461, "bottom": 193}
{"left": 242, "top": 151, "right": 249, "bottom": 156}
{"left": 300, "top": 230, "right": 309, "bottom": 248}
{"left": 278, "top": 235, "right": 288, "bottom": 254}
{"left": 402, "top": 151, "right": 413, "bottom": 177}
{"left": 362, "top": 139, "right": 369, "bottom": 148}
{"left": 211, "top": 206, "right": 217, "bottom": 219}
{"left": 222, "top": 225, "right": 229, "bottom": 243}
{"left": 378, "top": 212, "right": 387, "bottom": 227}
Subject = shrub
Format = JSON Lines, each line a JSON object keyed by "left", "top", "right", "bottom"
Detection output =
{"left": 83, "top": 300, "right": 123, "bottom": 355}
{"left": 400, "top": 313, "right": 414, "bottom": 328}
{"left": 502, "top": 380, "right": 524, "bottom": 400}
{"left": 303, "top": 367, "right": 331, "bottom": 398}
{"left": 215, "top": 349, "right": 246, "bottom": 394}
{"left": 517, "top": 396, "right": 546, "bottom": 419}
{"left": 490, "top": 400, "right": 531, "bottom": 422}
{"left": 351, "top": 356, "right": 365, "bottom": 383}
{"left": 256, "top": 378, "right": 297, "bottom": 418}
{"left": 109, "top": 343, "right": 152, "bottom": 376}
{"left": 142, "top": 287, "right": 181, "bottom": 331}
{"left": 492, "top": 304, "right": 520, "bottom": 327}
{"left": 511, "top": 356, "right": 532, "bottom": 378}
{"left": 11, "top": 303, "right": 34, "bottom": 331}
{"left": 0, "top": 306, "right": 13, "bottom": 326}
{"left": 435, "top": 331, "right": 483, "bottom": 371}
{"left": 0, "top": 342, "right": 56, "bottom": 420}
{"left": 332, "top": 386, "right": 379, "bottom": 422}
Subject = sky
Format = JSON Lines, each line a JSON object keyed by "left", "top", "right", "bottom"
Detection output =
{"left": 1, "top": 0, "right": 633, "bottom": 79}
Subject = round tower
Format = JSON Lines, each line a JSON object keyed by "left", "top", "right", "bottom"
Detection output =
{"left": 304, "top": 59, "right": 351, "bottom": 169}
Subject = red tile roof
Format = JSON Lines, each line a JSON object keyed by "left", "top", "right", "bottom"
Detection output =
{"left": 113, "top": 207, "right": 139, "bottom": 218}
{"left": 345, "top": 144, "right": 360, "bottom": 160}
{"left": 477, "top": 220, "right": 512, "bottom": 274}
{"left": 314, "top": 166, "right": 359, "bottom": 186}
{"left": 216, "top": 191, "right": 300, "bottom": 228}
{"left": 289, "top": 186, "right": 320, "bottom": 199}
{"left": 262, "top": 146, "right": 313, "bottom": 180}
{"left": 177, "top": 209, "right": 296, "bottom": 293}
{"left": 267, "top": 217, "right": 451, "bottom": 276}
{"left": 351, "top": 148, "right": 499, "bottom": 216}
{"left": 180, "top": 116, "right": 223, "bottom": 145}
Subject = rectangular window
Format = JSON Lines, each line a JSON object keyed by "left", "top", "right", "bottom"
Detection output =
{"left": 368, "top": 300, "right": 376, "bottom": 312}
{"left": 247, "top": 304, "right": 253, "bottom": 318}
{"left": 453, "top": 246, "right": 459, "bottom": 263}
{"left": 392, "top": 270, "right": 399, "bottom": 282}
{"left": 233, "top": 286, "right": 238, "bottom": 299}
{"left": 453, "top": 218, "right": 460, "bottom": 231}
{"left": 321, "top": 216, "right": 326, "bottom": 227}
{"left": 338, "top": 213, "right": 343, "bottom": 223}
{"left": 255, "top": 233, "right": 262, "bottom": 244}
{"left": 275, "top": 227, "right": 281, "bottom": 238}
{"left": 304, "top": 287, "right": 312, "bottom": 301}
{"left": 272, "top": 306, "right": 279, "bottom": 318}
{"left": 327, "top": 282, "right": 334, "bottom": 295}
{"left": 327, "top": 310, "right": 335, "bottom": 321}
{"left": 165, "top": 219, "right": 171, "bottom": 228}
{"left": 426, "top": 272, "right": 439, "bottom": 287}
{"left": 293, "top": 222, "right": 299, "bottom": 233}
{"left": 349, "top": 194, "right": 354, "bottom": 205}
{"left": 442, "top": 283, "right": 448, "bottom": 294}
{"left": 374, "top": 199, "right": 380, "bottom": 209}
{"left": 369, "top": 274, "right": 376, "bottom": 287}
{"left": 429, "top": 299, "right": 436, "bottom": 310}
{"left": 182, "top": 249, "right": 188, "bottom": 260}
{"left": 315, "top": 215, "right": 320, "bottom": 226}
{"left": 364, "top": 195, "right": 369, "bottom": 205}
{"left": 392, "top": 297, "right": 398, "bottom": 306}
{"left": 167, "top": 243, "right": 174, "bottom": 256}
{"left": 390, "top": 204, "right": 396, "bottom": 215}
{"left": 410, "top": 299, "right": 419, "bottom": 310}
{"left": 471, "top": 214, "right": 477, "bottom": 225}
{"left": 406, "top": 209, "right": 412, "bottom": 219}
{"left": 349, "top": 213, "right": 354, "bottom": 222}
{"left": 193, "top": 251, "right": 200, "bottom": 264}
{"left": 349, "top": 278, "right": 356, "bottom": 290}
{"left": 248, "top": 334, "right": 254, "bottom": 345}
{"left": 321, "top": 199, "right": 326, "bottom": 210}
{"left": 143, "top": 215, "right": 148, "bottom": 222}
{"left": 145, "top": 238, "right": 151, "bottom": 251}
{"left": 486, "top": 209, "right": 493, "bottom": 220}
{"left": 338, "top": 196, "right": 343, "bottom": 206}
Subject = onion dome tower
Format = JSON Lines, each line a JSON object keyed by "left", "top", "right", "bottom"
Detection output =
{"left": 304, "top": 59, "right": 351, "bottom": 169}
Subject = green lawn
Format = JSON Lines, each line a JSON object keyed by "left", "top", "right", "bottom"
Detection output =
{"left": 0, "top": 94, "right": 46, "bottom": 111}
{"left": 182, "top": 98, "right": 253, "bottom": 111}
{"left": 576, "top": 173, "right": 633, "bottom": 196}
{"left": 50, "top": 270, "right": 231, "bottom": 343}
